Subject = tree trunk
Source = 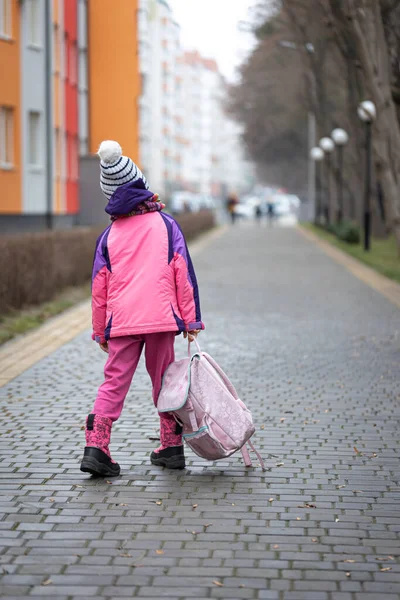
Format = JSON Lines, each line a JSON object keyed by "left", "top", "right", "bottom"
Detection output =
{"left": 329, "top": 0, "right": 400, "bottom": 251}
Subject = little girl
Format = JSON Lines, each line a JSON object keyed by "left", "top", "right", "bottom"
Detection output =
{"left": 80, "top": 141, "right": 204, "bottom": 477}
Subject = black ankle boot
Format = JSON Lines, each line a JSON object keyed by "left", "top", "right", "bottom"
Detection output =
{"left": 150, "top": 446, "right": 185, "bottom": 469}
{"left": 80, "top": 447, "right": 121, "bottom": 477}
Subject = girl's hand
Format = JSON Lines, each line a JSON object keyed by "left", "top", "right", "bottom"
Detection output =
{"left": 99, "top": 342, "right": 109, "bottom": 353}
{"left": 183, "top": 330, "right": 201, "bottom": 342}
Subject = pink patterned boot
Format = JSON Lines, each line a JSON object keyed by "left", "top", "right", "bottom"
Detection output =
{"left": 150, "top": 416, "right": 185, "bottom": 469}
{"left": 80, "top": 414, "right": 120, "bottom": 477}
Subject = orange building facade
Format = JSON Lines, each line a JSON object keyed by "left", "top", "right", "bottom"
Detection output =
{"left": 0, "top": 0, "right": 141, "bottom": 231}
{"left": 87, "top": 0, "right": 140, "bottom": 162}
{"left": 0, "top": 0, "right": 21, "bottom": 214}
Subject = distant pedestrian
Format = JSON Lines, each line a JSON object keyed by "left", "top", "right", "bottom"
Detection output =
{"left": 255, "top": 204, "right": 262, "bottom": 222}
{"left": 80, "top": 140, "right": 204, "bottom": 478}
{"left": 226, "top": 193, "right": 239, "bottom": 224}
{"left": 267, "top": 202, "right": 275, "bottom": 226}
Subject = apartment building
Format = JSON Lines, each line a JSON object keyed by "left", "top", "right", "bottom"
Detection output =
{"left": 0, "top": 0, "right": 142, "bottom": 231}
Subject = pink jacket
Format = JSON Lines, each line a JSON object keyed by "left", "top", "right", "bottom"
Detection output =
{"left": 92, "top": 183, "right": 204, "bottom": 343}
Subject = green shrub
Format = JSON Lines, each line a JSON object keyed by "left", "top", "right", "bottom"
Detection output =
{"left": 336, "top": 221, "right": 361, "bottom": 244}
{"left": 0, "top": 210, "right": 215, "bottom": 314}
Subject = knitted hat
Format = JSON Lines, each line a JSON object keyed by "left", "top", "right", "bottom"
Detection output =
{"left": 98, "top": 140, "right": 149, "bottom": 199}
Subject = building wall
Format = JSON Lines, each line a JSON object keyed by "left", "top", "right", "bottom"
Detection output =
{"left": 88, "top": 0, "right": 140, "bottom": 161}
{"left": 77, "top": 0, "right": 88, "bottom": 156}
{"left": 64, "top": 0, "right": 79, "bottom": 214}
{"left": 20, "top": 0, "right": 47, "bottom": 215}
{"left": 0, "top": 0, "right": 22, "bottom": 214}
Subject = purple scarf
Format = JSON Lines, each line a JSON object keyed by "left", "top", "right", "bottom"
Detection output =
{"left": 110, "top": 200, "right": 165, "bottom": 221}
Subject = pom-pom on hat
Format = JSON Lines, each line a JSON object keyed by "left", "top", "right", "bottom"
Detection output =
{"left": 98, "top": 140, "right": 149, "bottom": 199}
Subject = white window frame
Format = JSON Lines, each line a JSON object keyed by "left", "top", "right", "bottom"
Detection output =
{"left": 0, "top": 106, "right": 14, "bottom": 168}
{"left": 27, "top": 0, "right": 41, "bottom": 47}
{"left": 0, "top": 0, "right": 12, "bottom": 40}
{"left": 28, "top": 111, "right": 41, "bottom": 167}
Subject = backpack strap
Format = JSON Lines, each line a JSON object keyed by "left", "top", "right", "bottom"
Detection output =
{"left": 201, "top": 352, "right": 239, "bottom": 400}
{"left": 247, "top": 440, "right": 267, "bottom": 472}
{"left": 241, "top": 444, "right": 252, "bottom": 467}
{"left": 241, "top": 442, "right": 267, "bottom": 471}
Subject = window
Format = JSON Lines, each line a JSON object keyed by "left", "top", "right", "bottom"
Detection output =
{"left": 28, "top": 111, "right": 41, "bottom": 165}
{"left": 0, "top": 106, "right": 14, "bottom": 167}
{"left": 69, "top": 43, "right": 77, "bottom": 84}
{"left": 53, "top": 25, "right": 60, "bottom": 73}
{"left": 54, "top": 128, "right": 61, "bottom": 177}
{"left": 0, "top": 0, "right": 12, "bottom": 39}
{"left": 27, "top": 0, "right": 40, "bottom": 46}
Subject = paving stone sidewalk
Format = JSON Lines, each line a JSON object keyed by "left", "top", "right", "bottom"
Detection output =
{"left": 1, "top": 223, "right": 400, "bottom": 600}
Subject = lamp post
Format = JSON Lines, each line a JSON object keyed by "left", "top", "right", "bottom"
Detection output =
{"left": 310, "top": 147, "right": 324, "bottom": 223}
{"left": 357, "top": 100, "right": 377, "bottom": 251}
{"left": 331, "top": 128, "right": 349, "bottom": 224}
{"left": 319, "top": 137, "right": 335, "bottom": 224}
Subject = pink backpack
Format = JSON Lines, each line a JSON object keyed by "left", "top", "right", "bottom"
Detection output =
{"left": 157, "top": 339, "right": 266, "bottom": 470}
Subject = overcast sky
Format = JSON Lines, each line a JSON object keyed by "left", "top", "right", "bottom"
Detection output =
{"left": 168, "top": 0, "right": 258, "bottom": 81}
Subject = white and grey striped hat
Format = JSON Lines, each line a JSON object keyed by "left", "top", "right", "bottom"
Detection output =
{"left": 98, "top": 140, "right": 149, "bottom": 199}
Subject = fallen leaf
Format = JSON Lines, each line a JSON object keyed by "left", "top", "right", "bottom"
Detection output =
{"left": 354, "top": 447, "right": 361, "bottom": 455}
{"left": 156, "top": 550, "right": 164, "bottom": 555}
{"left": 380, "top": 567, "right": 392, "bottom": 572}
{"left": 353, "top": 490, "right": 363, "bottom": 493}
{"left": 186, "top": 530, "right": 199, "bottom": 535}
{"left": 156, "top": 501, "right": 162, "bottom": 506}
{"left": 335, "top": 518, "right": 340, "bottom": 522}
{"left": 273, "top": 544, "right": 279, "bottom": 549}
{"left": 106, "top": 480, "right": 113, "bottom": 485}
{"left": 260, "top": 424, "right": 265, "bottom": 430}
{"left": 75, "top": 485, "right": 83, "bottom": 488}
{"left": 298, "top": 503, "right": 317, "bottom": 509}
{"left": 346, "top": 572, "right": 351, "bottom": 577}
{"left": 311, "top": 538, "right": 318, "bottom": 542}
{"left": 192, "top": 504, "right": 198, "bottom": 509}
{"left": 296, "top": 517, "right": 301, "bottom": 521}
{"left": 119, "top": 503, "right": 128, "bottom": 507}
{"left": 204, "top": 523, "right": 213, "bottom": 528}
{"left": 313, "top": 420, "right": 320, "bottom": 424}
{"left": 213, "top": 581, "right": 224, "bottom": 587}
{"left": 377, "top": 556, "right": 394, "bottom": 561}
{"left": 239, "top": 584, "right": 246, "bottom": 588}
{"left": 344, "top": 559, "right": 355, "bottom": 563}
{"left": 49, "top": 498, "right": 55, "bottom": 502}
{"left": 231, "top": 503, "right": 235, "bottom": 506}
{"left": 268, "top": 498, "right": 274, "bottom": 502}
{"left": 280, "top": 418, "right": 285, "bottom": 423}
{"left": 337, "top": 485, "right": 346, "bottom": 489}
{"left": 276, "top": 462, "right": 284, "bottom": 467}
{"left": 41, "top": 579, "right": 52, "bottom": 586}
{"left": 119, "top": 553, "right": 132, "bottom": 558}
{"left": 304, "top": 421, "right": 309, "bottom": 424}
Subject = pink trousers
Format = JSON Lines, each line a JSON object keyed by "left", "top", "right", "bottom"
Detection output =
{"left": 92, "top": 332, "right": 182, "bottom": 448}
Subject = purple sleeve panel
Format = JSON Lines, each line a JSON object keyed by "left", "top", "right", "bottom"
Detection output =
{"left": 188, "top": 321, "right": 205, "bottom": 331}
{"left": 160, "top": 213, "right": 203, "bottom": 326}
{"left": 92, "top": 225, "right": 112, "bottom": 283}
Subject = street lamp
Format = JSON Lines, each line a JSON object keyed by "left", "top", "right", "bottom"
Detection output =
{"left": 357, "top": 100, "right": 376, "bottom": 251}
{"left": 310, "top": 147, "right": 324, "bottom": 224}
{"left": 319, "top": 137, "right": 335, "bottom": 224}
{"left": 331, "top": 128, "right": 349, "bottom": 224}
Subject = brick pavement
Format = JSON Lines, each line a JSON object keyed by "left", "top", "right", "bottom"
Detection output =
{"left": 0, "top": 222, "right": 399, "bottom": 600}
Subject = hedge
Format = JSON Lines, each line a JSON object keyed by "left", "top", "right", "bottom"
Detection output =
{"left": 0, "top": 209, "right": 215, "bottom": 314}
